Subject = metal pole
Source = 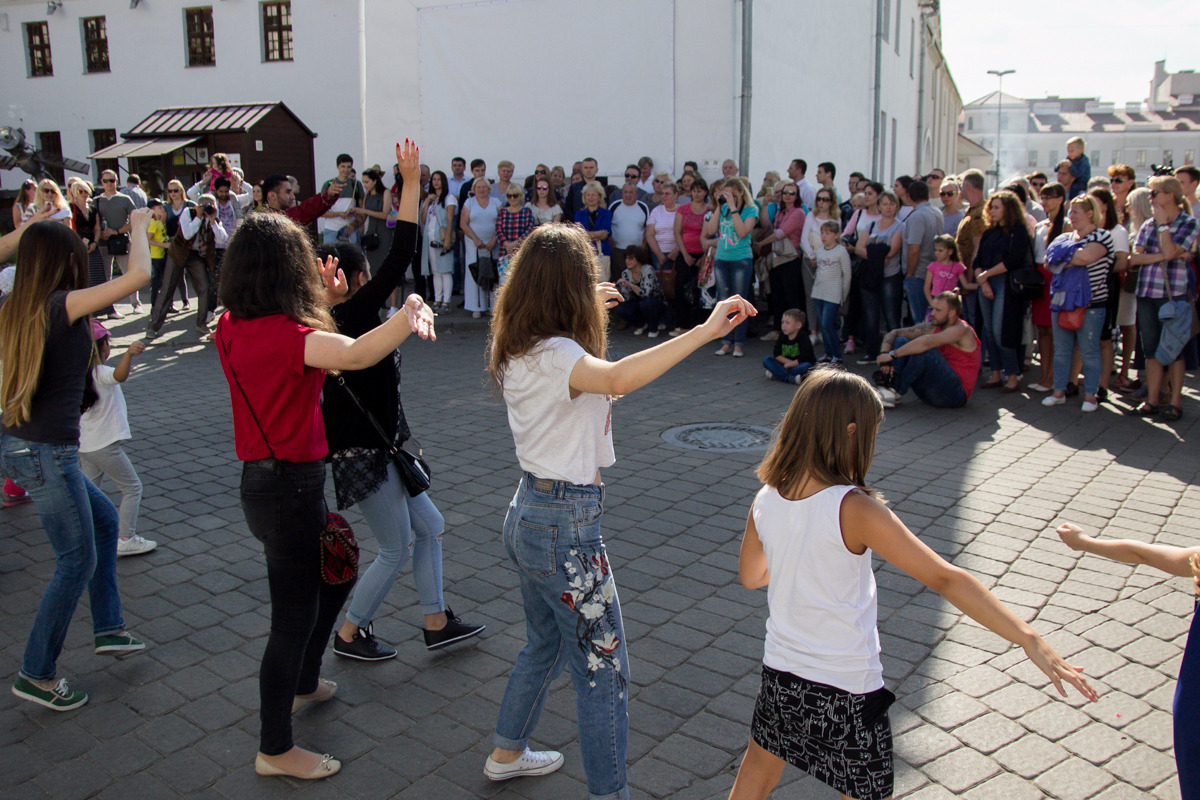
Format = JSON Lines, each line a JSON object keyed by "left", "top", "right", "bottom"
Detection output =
{"left": 738, "top": 0, "right": 753, "bottom": 177}
{"left": 987, "top": 68, "right": 1014, "bottom": 189}
{"left": 871, "top": 0, "right": 883, "bottom": 178}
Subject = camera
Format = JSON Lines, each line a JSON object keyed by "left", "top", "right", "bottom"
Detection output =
{"left": 203, "top": 204, "right": 216, "bottom": 216}
{"left": 718, "top": 196, "right": 727, "bottom": 206}
{"left": 429, "top": 241, "right": 441, "bottom": 249}
{"left": 1150, "top": 162, "right": 1175, "bottom": 178}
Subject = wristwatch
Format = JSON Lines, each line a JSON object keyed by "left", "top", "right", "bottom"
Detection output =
{"left": 1157, "top": 224, "right": 1170, "bottom": 233}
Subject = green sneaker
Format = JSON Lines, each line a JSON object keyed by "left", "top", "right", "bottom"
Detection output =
{"left": 94, "top": 631, "right": 146, "bottom": 656}
{"left": 12, "top": 676, "right": 88, "bottom": 711}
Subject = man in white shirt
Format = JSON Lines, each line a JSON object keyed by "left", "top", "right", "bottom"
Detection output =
{"left": 321, "top": 153, "right": 364, "bottom": 245}
{"left": 608, "top": 183, "right": 650, "bottom": 282}
{"left": 787, "top": 159, "right": 817, "bottom": 209}
{"left": 636, "top": 156, "right": 655, "bottom": 194}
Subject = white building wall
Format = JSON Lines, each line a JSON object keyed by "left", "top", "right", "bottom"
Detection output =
{"left": 1, "top": 0, "right": 962, "bottom": 199}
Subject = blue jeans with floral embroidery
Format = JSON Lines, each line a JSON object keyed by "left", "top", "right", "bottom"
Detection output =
{"left": 494, "top": 474, "right": 629, "bottom": 800}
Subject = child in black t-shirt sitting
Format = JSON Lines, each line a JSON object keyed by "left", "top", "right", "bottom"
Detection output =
{"left": 763, "top": 309, "right": 815, "bottom": 385}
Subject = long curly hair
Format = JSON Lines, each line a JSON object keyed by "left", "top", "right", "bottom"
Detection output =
{"left": 983, "top": 189, "right": 1025, "bottom": 233}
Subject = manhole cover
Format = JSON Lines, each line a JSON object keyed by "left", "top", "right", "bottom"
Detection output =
{"left": 660, "top": 423, "right": 774, "bottom": 452}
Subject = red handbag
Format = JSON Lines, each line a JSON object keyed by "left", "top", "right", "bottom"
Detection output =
{"left": 1057, "top": 306, "right": 1086, "bottom": 331}
{"left": 320, "top": 513, "right": 359, "bottom": 586}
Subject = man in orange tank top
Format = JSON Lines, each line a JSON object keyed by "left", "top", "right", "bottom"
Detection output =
{"left": 873, "top": 291, "right": 981, "bottom": 409}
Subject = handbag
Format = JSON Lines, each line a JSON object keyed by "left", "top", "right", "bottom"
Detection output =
{"left": 334, "top": 376, "right": 432, "bottom": 496}
{"left": 1056, "top": 305, "right": 1086, "bottom": 331}
{"left": 697, "top": 247, "right": 715, "bottom": 288}
{"left": 216, "top": 335, "right": 359, "bottom": 585}
{"left": 1155, "top": 267, "right": 1199, "bottom": 364}
{"left": 1010, "top": 267, "right": 1045, "bottom": 300}
{"left": 656, "top": 258, "right": 676, "bottom": 302}
{"left": 858, "top": 223, "right": 886, "bottom": 292}
{"left": 106, "top": 233, "right": 129, "bottom": 255}
{"left": 320, "top": 512, "right": 360, "bottom": 585}
{"left": 361, "top": 214, "right": 379, "bottom": 251}
{"left": 470, "top": 251, "right": 499, "bottom": 292}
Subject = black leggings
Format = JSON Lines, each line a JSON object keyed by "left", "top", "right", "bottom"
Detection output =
{"left": 240, "top": 459, "right": 354, "bottom": 756}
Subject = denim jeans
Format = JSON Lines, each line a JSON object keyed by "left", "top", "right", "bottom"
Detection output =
{"left": 494, "top": 475, "right": 629, "bottom": 800}
{"left": 762, "top": 356, "right": 812, "bottom": 382}
{"left": 978, "top": 275, "right": 1020, "bottom": 376}
{"left": 614, "top": 296, "right": 665, "bottom": 331}
{"left": 346, "top": 462, "right": 445, "bottom": 625}
{"left": 881, "top": 272, "right": 905, "bottom": 333}
{"left": 240, "top": 459, "right": 354, "bottom": 756}
{"left": 149, "top": 256, "right": 166, "bottom": 308}
{"left": 713, "top": 258, "right": 753, "bottom": 345}
{"left": 904, "top": 275, "right": 930, "bottom": 325}
{"left": 812, "top": 298, "right": 842, "bottom": 359}
{"left": 891, "top": 337, "right": 968, "bottom": 408}
{"left": 1052, "top": 308, "right": 1106, "bottom": 395}
{"left": 0, "top": 436, "right": 124, "bottom": 681}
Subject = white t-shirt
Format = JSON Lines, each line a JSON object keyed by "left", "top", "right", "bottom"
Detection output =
{"left": 609, "top": 200, "right": 649, "bottom": 249}
{"left": 501, "top": 337, "right": 614, "bottom": 485}
{"left": 753, "top": 484, "right": 883, "bottom": 694}
{"left": 1110, "top": 223, "right": 1130, "bottom": 254}
{"left": 647, "top": 204, "right": 678, "bottom": 254}
{"left": 79, "top": 365, "right": 131, "bottom": 453}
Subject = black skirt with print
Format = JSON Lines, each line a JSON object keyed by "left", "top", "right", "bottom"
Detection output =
{"left": 750, "top": 664, "right": 896, "bottom": 800}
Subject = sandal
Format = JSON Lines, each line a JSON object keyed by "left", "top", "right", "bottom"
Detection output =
{"left": 1159, "top": 405, "right": 1182, "bottom": 421}
{"left": 1124, "top": 403, "right": 1159, "bottom": 417}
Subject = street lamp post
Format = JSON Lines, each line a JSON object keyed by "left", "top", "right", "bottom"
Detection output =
{"left": 987, "top": 68, "right": 1014, "bottom": 189}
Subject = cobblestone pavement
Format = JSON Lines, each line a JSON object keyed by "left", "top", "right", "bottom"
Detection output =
{"left": 0, "top": 304, "right": 1197, "bottom": 800}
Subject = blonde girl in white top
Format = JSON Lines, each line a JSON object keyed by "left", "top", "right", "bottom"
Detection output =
{"left": 730, "top": 369, "right": 1097, "bottom": 800}
{"left": 485, "top": 222, "right": 755, "bottom": 800}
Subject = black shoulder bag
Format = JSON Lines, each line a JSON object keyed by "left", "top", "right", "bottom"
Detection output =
{"left": 216, "top": 334, "right": 359, "bottom": 585}
{"left": 335, "top": 375, "right": 431, "bottom": 496}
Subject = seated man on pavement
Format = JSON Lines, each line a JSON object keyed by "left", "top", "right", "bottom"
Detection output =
{"left": 874, "top": 291, "right": 981, "bottom": 409}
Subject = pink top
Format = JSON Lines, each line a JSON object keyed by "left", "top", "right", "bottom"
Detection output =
{"left": 928, "top": 260, "right": 966, "bottom": 296}
{"left": 773, "top": 206, "right": 806, "bottom": 253}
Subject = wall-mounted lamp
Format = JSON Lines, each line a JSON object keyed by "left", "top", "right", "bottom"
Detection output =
{"left": 46, "top": 0, "right": 63, "bottom": 15}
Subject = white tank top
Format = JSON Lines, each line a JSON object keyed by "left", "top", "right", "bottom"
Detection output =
{"left": 752, "top": 484, "right": 883, "bottom": 694}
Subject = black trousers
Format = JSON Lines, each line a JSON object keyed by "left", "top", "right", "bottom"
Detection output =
{"left": 240, "top": 459, "right": 353, "bottom": 756}
{"left": 768, "top": 257, "right": 805, "bottom": 331}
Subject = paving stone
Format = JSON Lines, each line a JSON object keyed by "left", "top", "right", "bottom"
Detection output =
{"left": 920, "top": 747, "right": 1000, "bottom": 793}
{"left": 1035, "top": 757, "right": 1118, "bottom": 800}
{"left": 992, "top": 733, "right": 1070, "bottom": 778}
{"left": 1060, "top": 723, "right": 1136, "bottom": 764}
{"left": 1105, "top": 744, "right": 1179, "bottom": 790}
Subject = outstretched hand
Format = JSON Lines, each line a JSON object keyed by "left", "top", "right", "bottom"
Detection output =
{"left": 129, "top": 207, "right": 153, "bottom": 234}
{"left": 1055, "top": 523, "right": 1090, "bottom": 552}
{"left": 403, "top": 293, "right": 436, "bottom": 341}
{"left": 596, "top": 282, "right": 622, "bottom": 309}
{"left": 1023, "top": 637, "right": 1098, "bottom": 702}
{"left": 319, "top": 255, "right": 347, "bottom": 304}
{"left": 699, "top": 295, "right": 757, "bottom": 341}
{"left": 396, "top": 139, "right": 420, "bottom": 183}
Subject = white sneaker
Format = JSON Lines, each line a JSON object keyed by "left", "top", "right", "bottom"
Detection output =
{"left": 633, "top": 325, "right": 647, "bottom": 336}
{"left": 792, "top": 374, "right": 804, "bottom": 385}
{"left": 1042, "top": 395, "right": 1066, "bottom": 407}
{"left": 759, "top": 330, "right": 779, "bottom": 341}
{"left": 117, "top": 535, "right": 157, "bottom": 557}
{"left": 765, "top": 369, "right": 774, "bottom": 379}
{"left": 875, "top": 386, "right": 899, "bottom": 408}
{"left": 668, "top": 327, "right": 686, "bottom": 337}
{"left": 1081, "top": 401, "right": 1099, "bottom": 413}
{"left": 484, "top": 749, "right": 564, "bottom": 781}
{"left": 646, "top": 330, "right": 659, "bottom": 338}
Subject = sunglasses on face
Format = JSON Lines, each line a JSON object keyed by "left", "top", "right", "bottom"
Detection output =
{"left": 625, "top": 174, "right": 638, "bottom": 179}
{"left": 507, "top": 193, "right": 522, "bottom": 198}
{"left": 1150, "top": 189, "right": 1161, "bottom": 198}
{"left": 102, "top": 179, "right": 116, "bottom": 184}
{"left": 940, "top": 190, "right": 956, "bottom": 197}
{"left": 1111, "top": 177, "right": 1127, "bottom": 184}
{"left": 783, "top": 190, "right": 798, "bottom": 196}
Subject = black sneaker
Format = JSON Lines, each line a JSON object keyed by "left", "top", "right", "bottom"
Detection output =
{"left": 424, "top": 607, "right": 485, "bottom": 651}
{"left": 332, "top": 623, "right": 397, "bottom": 661}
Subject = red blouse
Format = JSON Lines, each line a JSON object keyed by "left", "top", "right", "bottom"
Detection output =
{"left": 214, "top": 312, "right": 328, "bottom": 463}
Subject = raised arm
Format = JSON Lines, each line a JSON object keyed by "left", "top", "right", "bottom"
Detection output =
{"left": 0, "top": 205, "right": 54, "bottom": 262}
{"left": 65, "top": 208, "right": 152, "bottom": 323}
{"left": 112, "top": 341, "right": 146, "bottom": 383}
{"left": 304, "top": 293, "right": 434, "bottom": 371}
{"left": 569, "top": 296, "right": 755, "bottom": 397}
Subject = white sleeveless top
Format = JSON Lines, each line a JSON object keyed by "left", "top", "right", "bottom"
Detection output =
{"left": 752, "top": 484, "right": 882, "bottom": 694}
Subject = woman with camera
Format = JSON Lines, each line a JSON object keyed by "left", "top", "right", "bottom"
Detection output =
{"left": 146, "top": 193, "right": 225, "bottom": 341}
{"left": 706, "top": 177, "right": 759, "bottom": 357}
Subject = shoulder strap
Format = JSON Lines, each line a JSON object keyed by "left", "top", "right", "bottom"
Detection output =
{"left": 215, "top": 332, "right": 277, "bottom": 460}
{"left": 335, "top": 376, "right": 421, "bottom": 456}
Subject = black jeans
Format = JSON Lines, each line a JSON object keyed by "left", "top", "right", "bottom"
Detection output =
{"left": 240, "top": 459, "right": 354, "bottom": 756}
{"left": 768, "top": 257, "right": 805, "bottom": 331}
{"left": 671, "top": 252, "right": 702, "bottom": 329}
